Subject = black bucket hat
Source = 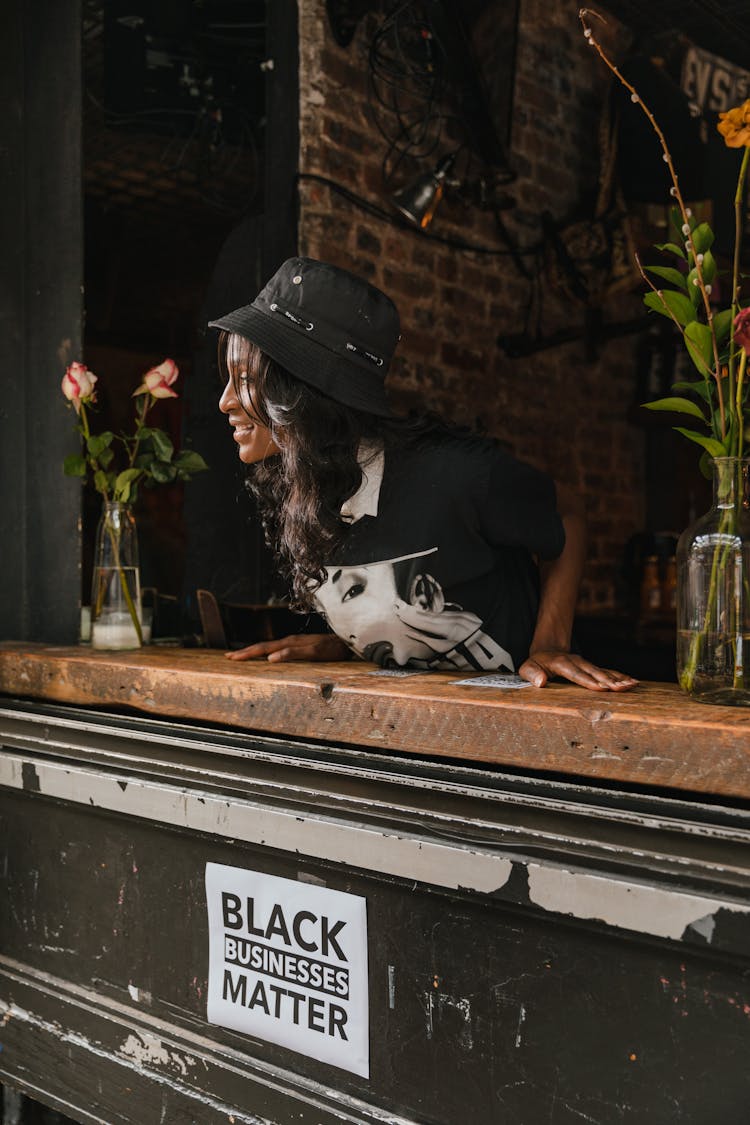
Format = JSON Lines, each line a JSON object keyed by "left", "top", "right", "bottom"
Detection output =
{"left": 208, "top": 257, "right": 400, "bottom": 417}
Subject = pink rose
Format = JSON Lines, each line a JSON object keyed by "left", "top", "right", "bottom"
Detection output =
{"left": 734, "top": 307, "right": 750, "bottom": 356}
{"left": 133, "top": 358, "right": 179, "bottom": 399}
{"left": 61, "top": 362, "right": 97, "bottom": 413}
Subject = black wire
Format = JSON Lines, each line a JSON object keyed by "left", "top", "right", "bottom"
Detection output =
{"left": 296, "top": 172, "right": 540, "bottom": 258}
{"left": 367, "top": 1, "right": 449, "bottom": 183}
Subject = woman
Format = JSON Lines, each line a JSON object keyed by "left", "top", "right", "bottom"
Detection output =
{"left": 211, "top": 257, "right": 636, "bottom": 692}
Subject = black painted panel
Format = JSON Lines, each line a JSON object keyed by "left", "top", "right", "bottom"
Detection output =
{"left": 0, "top": 0, "right": 82, "bottom": 644}
{"left": 2, "top": 787, "right": 749, "bottom": 1124}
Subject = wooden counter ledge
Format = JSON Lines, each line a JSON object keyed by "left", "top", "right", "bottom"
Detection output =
{"left": 1, "top": 642, "right": 750, "bottom": 800}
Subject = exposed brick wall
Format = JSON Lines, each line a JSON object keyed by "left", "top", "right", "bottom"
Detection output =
{"left": 296, "top": 0, "right": 646, "bottom": 611}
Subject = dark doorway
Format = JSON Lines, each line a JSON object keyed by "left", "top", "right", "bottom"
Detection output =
{"left": 81, "top": 0, "right": 298, "bottom": 637}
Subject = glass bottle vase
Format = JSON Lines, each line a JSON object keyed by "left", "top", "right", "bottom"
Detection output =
{"left": 676, "top": 457, "right": 750, "bottom": 705}
{"left": 90, "top": 500, "right": 143, "bottom": 650}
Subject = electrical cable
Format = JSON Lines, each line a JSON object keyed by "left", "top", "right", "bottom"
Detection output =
{"left": 296, "top": 172, "right": 540, "bottom": 258}
{"left": 367, "top": 1, "right": 459, "bottom": 185}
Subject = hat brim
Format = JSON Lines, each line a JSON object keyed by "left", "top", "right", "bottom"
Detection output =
{"left": 208, "top": 306, "right": 394, "bottom": 418}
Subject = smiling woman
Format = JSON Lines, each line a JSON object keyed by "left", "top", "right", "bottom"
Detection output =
{"left": 209, "top": 256, "right": 636, "bottom": 692}
{"left": 218, "top": 336, "right": 282, "bottom": 466}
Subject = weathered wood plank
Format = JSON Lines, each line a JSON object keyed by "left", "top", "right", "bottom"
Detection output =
{"left": 1, "top": 644, "right": 750, "bottom": 799}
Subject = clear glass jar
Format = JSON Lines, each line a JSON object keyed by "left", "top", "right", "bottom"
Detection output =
{"left": 676, "top": 457, "right": 750, "bottom": 705}
{"left": 90, "top": 501, "right": 143, "bottom": 650}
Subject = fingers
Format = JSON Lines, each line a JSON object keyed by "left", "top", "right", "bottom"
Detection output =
{"left": 225, "top": 635, "right": 316, "bottom": 661}
{"left": 520, "top": 652, "right": 638, "bottom": 692}
{"left": 224, "top": 634, "right": 351, "bottom": 663}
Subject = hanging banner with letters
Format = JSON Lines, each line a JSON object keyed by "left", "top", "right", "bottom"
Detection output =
{"left": 205, "top": 863, "right": 369, "bottom": 1077}
{"left": 681, "top": 43, "right": 750, "bottom": 116}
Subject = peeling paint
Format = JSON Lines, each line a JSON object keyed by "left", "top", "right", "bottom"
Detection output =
{"left": 0, "top": 753, "right": 514, "bottom": 893}
{"left": 421, "top": 991, "right": 473, "bottom": 1050}
{"left": 526, "top": 864, "right": 745, "bottom": 941}
{"left": 120, "top": 1031, "right": 196, "bottom": 1077}
{"left": 688, "top": 913, "right": 716, "bottom": 944}
{"left": 3, "top": 749, "right": 748, "bottom": 943}
{"left": 0, "top": 1002, "right": 269, "bottom": 1123}
{"left": 21, "top": 762, "right": 40, "bottom": 792}
{"left": 515, "top": 1003, "right": 526, "bottom": 1048}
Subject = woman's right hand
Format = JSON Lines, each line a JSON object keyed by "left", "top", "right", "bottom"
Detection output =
{"left": 224, "top": 634, "right": 352, "bottom": 663}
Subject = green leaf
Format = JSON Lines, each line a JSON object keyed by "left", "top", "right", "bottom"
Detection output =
{"left": 699, "top": 450, "right": 714, "bottom": 479}
{"left": 673, "top": 427, "right": 726, "bottom": 457}
{"left": 669, "top": 207, "right": 687, "bottom": 239}
{"left": 671, "top": 380, "right": 712, "bottom": 402}
{"left": 644, "top": 292, "right": 673, "bottom": 321}
{"left": 644, "top": 289, "right": 696, "bottom": 326}
{"left": 685, "top": 269, "right": 701, "bottom": 306}
{"left": 114, "top": 468, "right": 142, "bottom": 504}
{"left": 86, "top": 431, "right": 114, "bottom": 459}
{"left": 134, "top": 452, "right": 155, "bottom": 470}
{"left": 94, "top": 469, "right": 109, "bottom": 495}
{"left": 63, "top": 453, "right": 87, "bottom": 477}
{"left": 98, "top": 447, "right": 114, "bottom": 469}
{"left": 700, "top": 249, "right": 717, "bottom": 285}
{"left": 713, "top": 308, "right": 734, "bottom": 343}
{"left": 642, "top": 397, "right": 707, "bottom": 421}
{"left": 654, "top": 241, "right": 686, "bottom": 260}
{"left": 151, "top": 429, "right": 174, "bottom": 461}
{"left": 684, "top": 320, "right": 715, "bottom": 375}
{"left": 691, "top": 222, "right": 715, "bottom": 255}
{"left": 115, "top": 468, "right": 141, "bottom": 489}
{"left": 173, "top": 450, "right": 209, "bottom": 473}
{"left": 646, "top": 265, "right": 688, "bottom": 291}
{"left": 149, "top": 460, "right": 177, "bottom": 484}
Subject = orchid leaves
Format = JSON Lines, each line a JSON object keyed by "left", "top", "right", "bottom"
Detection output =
{"left": 640, "top": 206, "right": 750, "bottom": 463}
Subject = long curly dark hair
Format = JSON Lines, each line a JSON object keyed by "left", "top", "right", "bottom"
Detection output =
{"left": 219, "top": 331, "right": 458, "bottom": 608}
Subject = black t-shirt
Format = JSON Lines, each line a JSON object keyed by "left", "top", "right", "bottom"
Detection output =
{"left": 313, "top": 436, "right": 565, "bottom": 671}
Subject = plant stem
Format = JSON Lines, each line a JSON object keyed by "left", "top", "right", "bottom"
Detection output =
{"left": 738, "top": 350, "right": 747, "bottom": 462}
{"left": 94, "top": 505, "right": 143, "bottom": 645}
{"left": 729, "top": 146, "right": 750, "bottom": 419}
{"left": 680, "top": 460, "right": 745, "bottom": 694}
{"left": 579, "top": 9, "right": 725, "bottom": 437}
{"left": 128, "top": 393, "right": 152, "bottom": 468}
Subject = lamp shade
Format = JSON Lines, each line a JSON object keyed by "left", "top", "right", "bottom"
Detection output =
{"left": 391, "top": 153, "right": 456, "bottom": 229}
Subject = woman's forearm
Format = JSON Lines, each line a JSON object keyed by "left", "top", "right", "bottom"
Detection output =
{"left": 529, "top": 483, "right": 586, "bottom": 655}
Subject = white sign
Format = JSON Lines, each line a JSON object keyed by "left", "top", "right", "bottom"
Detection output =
{"left": 682, "top": 44, "right": 750, "bottom": 116}
{"left": 205, "top": 863, "right": 369, "bottom": 1077}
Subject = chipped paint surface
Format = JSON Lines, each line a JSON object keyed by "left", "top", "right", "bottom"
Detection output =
{"left": 120, "top": 1030, "right": 196, "bottom": 1076}
{"left": 526, "top": 864, "right": 749, "bottom": 941}
{"left": 515, "top": 1004, "right": 526, "bottom": 1048}
{"left": 0, "top": 1000, "right": 268, "bottom": 1124}
{"left": 2, "top": 750, "right": 749, "bottom": 943}
{"left": 422, "top": 992, "right": 474, "bottom": 1050}
{"left": 0, "top": 752, "right": 513, "bottom": 894}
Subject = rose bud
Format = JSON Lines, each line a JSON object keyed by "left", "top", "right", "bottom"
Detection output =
{"left": 61, "top": 362, "right": 98, "bottom": 413}
{"left": 133, "top": 358, "right": 179, "bottom": 399}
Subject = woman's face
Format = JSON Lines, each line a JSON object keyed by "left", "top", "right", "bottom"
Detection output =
{"left": 218, "top": 337, "right": 281, "bottom": 465}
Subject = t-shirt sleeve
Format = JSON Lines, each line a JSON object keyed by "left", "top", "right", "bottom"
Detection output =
{"left": 478, "top": 445, "right": 566, "bottom": 560}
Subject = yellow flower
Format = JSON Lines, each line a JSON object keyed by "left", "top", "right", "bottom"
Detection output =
{"left": 717, "top": 100, "right": 750, "bottom": 148}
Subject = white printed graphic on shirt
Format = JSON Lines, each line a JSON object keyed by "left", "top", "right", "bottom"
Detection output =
{"left": 315, "top": 548, "right": 514, "bottom": 672}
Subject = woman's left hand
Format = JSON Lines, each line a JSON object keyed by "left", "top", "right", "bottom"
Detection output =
{"left": 519, "top": 649, "right": 638, "bottom": 692}
{"left": 225, "top": 633, "right": 352, "bottom": 663}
